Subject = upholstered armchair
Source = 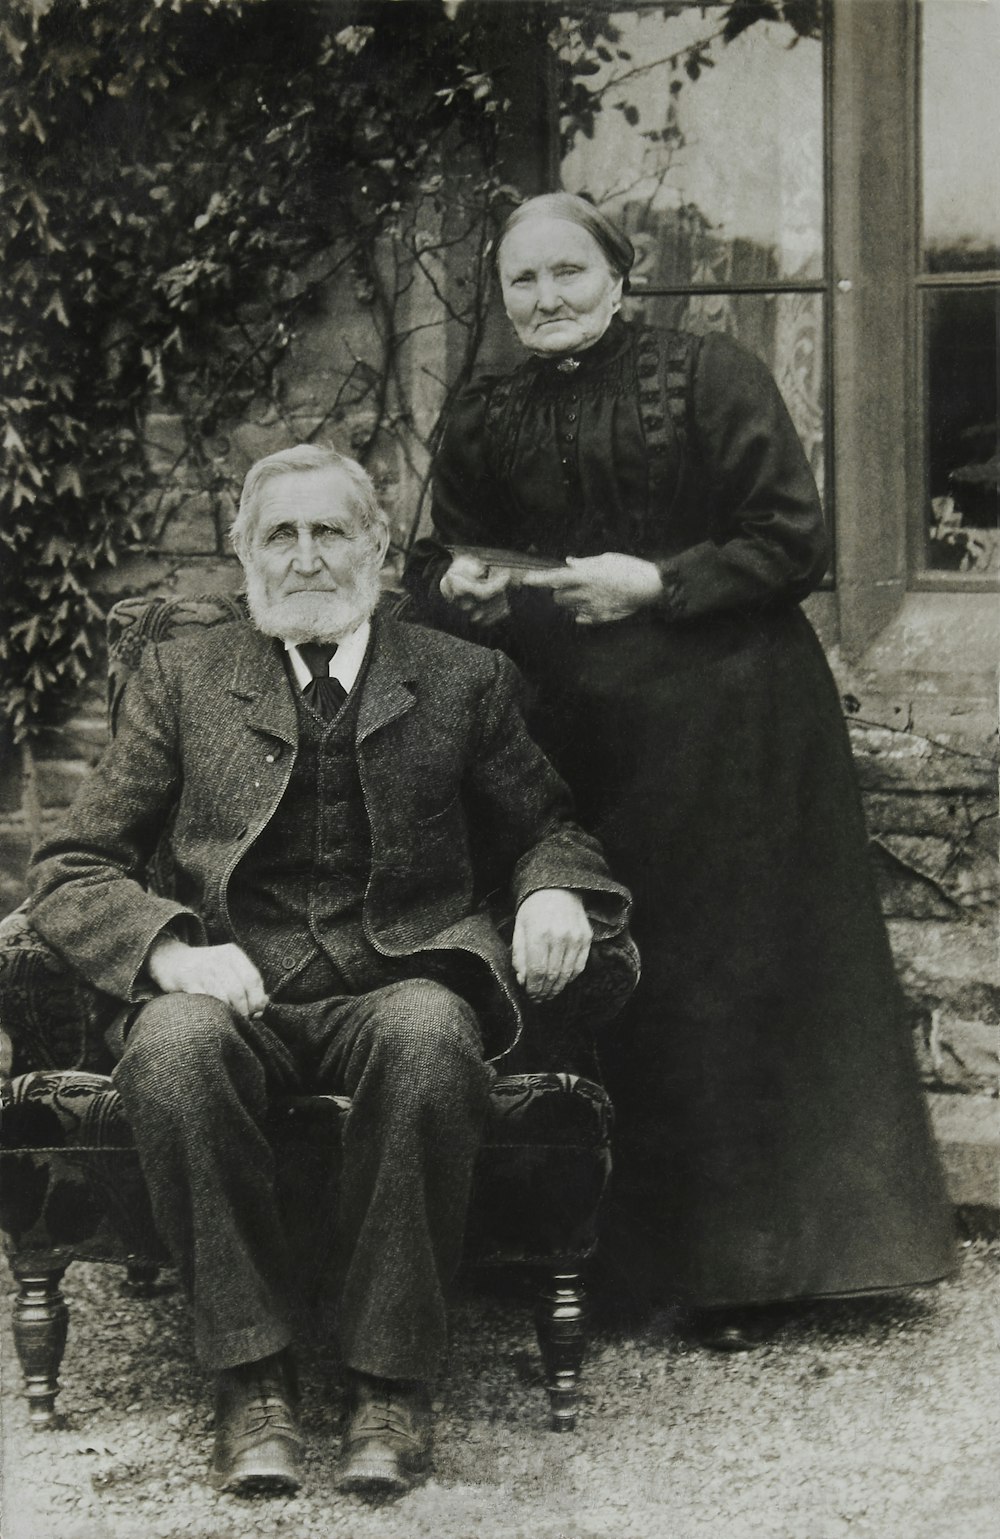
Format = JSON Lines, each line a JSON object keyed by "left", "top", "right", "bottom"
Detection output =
{"left": 0, "top": 593, "right": 638, "bottom": 1435}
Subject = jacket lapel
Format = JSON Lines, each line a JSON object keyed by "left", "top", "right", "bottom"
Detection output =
{"left": 355, "top": 617, "right": 417, "bottom": 745}
{"left": 226, "top": 623, "right": 299, "bottom": 747}
{"left": 221, "top": 614, "right": 416, "bottom": 748}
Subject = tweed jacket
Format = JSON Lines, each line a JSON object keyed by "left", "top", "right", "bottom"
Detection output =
{"left": 29, "top": 613, "right": 630, "bottom": 1060}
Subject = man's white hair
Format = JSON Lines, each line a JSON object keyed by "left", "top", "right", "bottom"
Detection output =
{"left": 230, "top": 443, "right": 390, "bottom": 558}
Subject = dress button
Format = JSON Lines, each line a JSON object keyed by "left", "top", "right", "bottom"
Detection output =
{"left": 564, "top": 433, "right": 574, "bottom": 443}
{"left": 567, "top": 412, "right": 577, "bottom": 422}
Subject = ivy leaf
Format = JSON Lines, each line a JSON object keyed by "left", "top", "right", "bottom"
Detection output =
{"left": 54, "top": 465, "right": 84, "bottom": 500}
{"left": 42, "top": 290, "right": 69, "bottom": 326}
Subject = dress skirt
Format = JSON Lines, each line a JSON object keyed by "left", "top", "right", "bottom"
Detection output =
{"left": 517, "top": 595, "right": 956, "bottom": 1306}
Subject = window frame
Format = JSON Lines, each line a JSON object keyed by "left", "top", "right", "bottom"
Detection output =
{"left": 549, "top": 0, "right": 837, "bottom": 587}
{"left": 499, "top": 0, "right": 998, "bottom": 658}
{"left": 910, "top": 0, "right": 1000, "bottom": 592}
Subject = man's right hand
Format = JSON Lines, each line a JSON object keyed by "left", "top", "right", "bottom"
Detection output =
{"left": 146, "top": 934, "right": 269, "bottom": 1019}
{"left": 440, "top": 555, "right": 512, "bottom": 625}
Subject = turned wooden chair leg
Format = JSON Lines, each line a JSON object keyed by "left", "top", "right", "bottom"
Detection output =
{"left": 11, "top": 1260, "right": 70, "bottom": 1430}
{"left": 534, "top": 1269, "right": 589, "bottom": 1432}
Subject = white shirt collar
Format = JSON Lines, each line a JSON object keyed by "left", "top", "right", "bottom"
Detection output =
{"left": 284, "top": 620, "right": 371, "bottom": 695}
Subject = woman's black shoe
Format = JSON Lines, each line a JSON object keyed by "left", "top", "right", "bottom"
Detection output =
{"left": 693, "top": 1308, "right": 772, "bottom": 1352}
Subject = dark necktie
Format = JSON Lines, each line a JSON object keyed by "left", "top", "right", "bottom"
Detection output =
{"left": 297, "top": 642, "right": 348, "bottom": 718}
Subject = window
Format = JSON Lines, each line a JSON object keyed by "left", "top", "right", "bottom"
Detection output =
{"left": 558, "top": 4, "right": 828, "bottom": 502}
{"left": 541, "top": 0, "right": 999, "bottom": 652}
{"left": 919, "top": 0, "right": 1000, "bottom": 578}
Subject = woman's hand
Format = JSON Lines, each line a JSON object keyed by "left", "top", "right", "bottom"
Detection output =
{"left": 440, "top": 555, "right": 512, "bottom": 625}
{"left": 520, "top": 552, "right": 664, "bottom": 625}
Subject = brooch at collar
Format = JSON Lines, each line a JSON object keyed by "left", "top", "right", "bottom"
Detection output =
{"left": 555, "top": 357, "right": 581, "bottom": 374}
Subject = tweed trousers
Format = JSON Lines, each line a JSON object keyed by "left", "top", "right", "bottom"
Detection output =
{"left": 113, "top": 976, "right": 493, "bottom": 1380}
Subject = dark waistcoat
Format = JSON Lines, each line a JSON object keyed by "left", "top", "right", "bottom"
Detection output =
{"left": 229, "top": 679, "right": 399, "bottom": 1000}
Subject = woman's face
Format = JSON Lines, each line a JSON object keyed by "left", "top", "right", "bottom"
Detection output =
{"left": 498, "top": 217, "right": 624, "bottom": 356}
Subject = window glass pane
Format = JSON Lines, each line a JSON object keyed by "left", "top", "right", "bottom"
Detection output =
{"left": 630, "top": 290, "right": 826, "bottom": 500}
{"left": 921, "top": 0, "right": 1000, "bottom": 273}
{"left": 924, "top": 287, "right": 999, "bottom": 573}
{"left": 559, "top": 5, "right": 824, "bottom": 285}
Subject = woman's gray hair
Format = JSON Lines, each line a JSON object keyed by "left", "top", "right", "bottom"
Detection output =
{"left": 496, "top": 192, "right": 635, "bottom": 286}
{"left": 230, "top": 443, "right": 389, "bottom": 557}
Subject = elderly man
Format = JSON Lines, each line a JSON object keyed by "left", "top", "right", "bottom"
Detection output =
{"left": 29, "top": 444, "right": 632, "bottom": 1500}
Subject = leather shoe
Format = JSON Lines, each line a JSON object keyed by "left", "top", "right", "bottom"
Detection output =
{"left": 694, "top": 1307, "right": 772, "bottom": 1353}
{"left": 335, "top": 1372, "right": 432, "bottom": 1498}
{"left": 210, "top": 1349, "right": 302, "bottom": 1496}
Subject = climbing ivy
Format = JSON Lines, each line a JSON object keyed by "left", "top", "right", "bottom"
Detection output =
{"left": 0, "top": 0, "right": 822, "bottom": 754}
{"left": 0, "top": 0, "right": 508, "bottom": 747}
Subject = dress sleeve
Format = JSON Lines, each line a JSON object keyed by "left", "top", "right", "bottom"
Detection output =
{"left": 653, "top": 331, "right": 829, "bottom": 619}
{"left": 403, "top": 380, "right": 512, "bottom": 630}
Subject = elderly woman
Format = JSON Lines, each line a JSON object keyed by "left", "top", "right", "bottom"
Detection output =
{"left": 404, "top": 193, "right": 954, "bottom": 1345}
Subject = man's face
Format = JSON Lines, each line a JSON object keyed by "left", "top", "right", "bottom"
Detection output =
{"left": 242, "top": 467, "right": 388, "bottom": 643}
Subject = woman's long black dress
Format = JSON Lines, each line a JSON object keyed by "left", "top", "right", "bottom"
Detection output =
{"left": 405, "top": 317, "right": 955, "bottom": 1308}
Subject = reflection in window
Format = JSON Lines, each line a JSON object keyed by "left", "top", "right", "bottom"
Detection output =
{"left": 921, "top": 0, "right": 1000, "bottom": 274}
{"left": 920, "top": 0, "right": 999, "bottom": 575}
{"left": 925, "top": 289, "right": 999, "bottom": 575}
{"left": 559, "top": 6, "right": 824, "bottom": 286}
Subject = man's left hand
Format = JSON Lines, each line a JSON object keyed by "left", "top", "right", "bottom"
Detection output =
{"left": 512, "top": 888, "right": 593, "bottom": 1001}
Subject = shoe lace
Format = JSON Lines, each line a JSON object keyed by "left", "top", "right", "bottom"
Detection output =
{"left": 352, "top": 1386, "right": 419, "bottom": 1443}
{"left": 237, "top": 1372, "right": 297, "bottom": 1438}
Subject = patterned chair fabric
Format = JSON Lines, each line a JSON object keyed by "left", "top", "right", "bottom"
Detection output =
{"left": 0, "top": 592, "right": 635, "bottom": 1432}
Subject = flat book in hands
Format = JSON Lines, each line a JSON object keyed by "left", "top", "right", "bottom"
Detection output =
{"left": 445, "top": 545, "right": 568, "bottom": 574}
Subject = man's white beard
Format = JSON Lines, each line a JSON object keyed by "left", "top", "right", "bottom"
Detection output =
{"left": 244, "top": 563, "right": 382, "bottom": 644}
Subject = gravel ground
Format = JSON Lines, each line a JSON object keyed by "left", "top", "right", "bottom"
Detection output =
{"left": 2, "top": 1241, "right": 998, "bottom": 1539}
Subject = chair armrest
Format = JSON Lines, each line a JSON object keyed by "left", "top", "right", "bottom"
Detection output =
{"left": 0, "top": 907, "right": 118, "bottom": 1076}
